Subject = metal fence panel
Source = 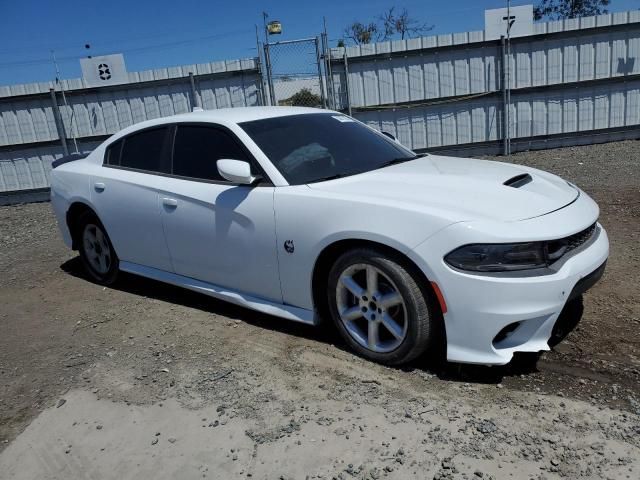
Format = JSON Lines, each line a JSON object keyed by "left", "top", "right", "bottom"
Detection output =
{"left": 351, "top": 77, "right": 640, "bottom": 152}
{"left": 0, "top": 58, "right": 261, "bottom": 192}
{"left": 4, "top": 11, "right": 640, "bottom": 193}
{"left": 328, "top": 10, "right": 640, "bottom": 154}
{"left": 0, "top": 60, "right": 261, "bottom": 149}
{"left": 0, "top": 140, "right": 102, "bottom": 192}
{"left": 334, "top": 18, "right": 640, "bottom": 102}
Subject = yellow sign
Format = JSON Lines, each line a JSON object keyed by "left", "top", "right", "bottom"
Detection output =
{"left": 267, "top": 21, "right": 282, "bottom": 35}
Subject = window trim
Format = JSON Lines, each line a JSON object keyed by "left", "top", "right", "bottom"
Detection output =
{"left": 102, "top": 121, "right": 274, "bottom": 187}
{"left": 104, "top": 138, "right": 124, "bottom": 166}
{"left": 105, "top": 125, "right": 172, "bottom": 173}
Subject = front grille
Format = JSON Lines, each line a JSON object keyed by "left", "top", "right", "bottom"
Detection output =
{"left": 547, "top": 223, "right": 597, "bottom": 262}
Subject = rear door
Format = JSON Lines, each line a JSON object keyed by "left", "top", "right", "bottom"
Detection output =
{"left": 91, "top": 126, "right": 174, "bottom": 272}
{"left": 159, "top": 123, "right": 282, "bottom": 302}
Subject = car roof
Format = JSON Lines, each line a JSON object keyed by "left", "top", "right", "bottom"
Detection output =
{"left": 171, "top": 106, "right": 332, "bottom": 124}
{"left": 106, "top": 106, "right": 336, "bottom": 142}
{"left": 102, "top": 106, "right": 337, "bottom": 145}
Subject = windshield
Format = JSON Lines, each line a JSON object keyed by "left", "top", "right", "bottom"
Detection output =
{"left": 239, "top": 113, "right": 418, "bottom": 185}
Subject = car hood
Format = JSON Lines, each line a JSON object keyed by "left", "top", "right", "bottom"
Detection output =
{"left": 306, "top": 154, "right": 579, "bottom": 222}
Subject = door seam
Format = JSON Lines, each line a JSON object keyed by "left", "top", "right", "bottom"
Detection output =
{"left": 157, "top": 192, "right": 177, "bottom": 273}
{"left": 272, "top": 188, "right": 286, "bottom": 304}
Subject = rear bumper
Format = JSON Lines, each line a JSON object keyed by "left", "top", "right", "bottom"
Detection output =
{"left": 410, "top": 221, "right": 609, "bottom": 365}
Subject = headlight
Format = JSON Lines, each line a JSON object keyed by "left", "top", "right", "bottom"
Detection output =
{"left": 445, "top": 242, "right": 547, "bottom": 272}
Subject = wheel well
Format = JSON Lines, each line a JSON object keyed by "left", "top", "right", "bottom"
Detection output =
{"left": 311, "top": 239, "right": 442, "bottom": 323}
{"left": 66, "top": 202, "right": 96, "bottom": 250}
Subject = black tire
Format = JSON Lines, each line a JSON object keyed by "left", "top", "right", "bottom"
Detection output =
{"left": 327, "top": 247, "right": 438, "bottom": 366}
{"left": 76, "top": 211, "right": 119, "bottom": 285}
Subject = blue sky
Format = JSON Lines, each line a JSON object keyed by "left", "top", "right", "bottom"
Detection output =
{"left": 1, "top": 0, "right": 639, "bottom": 86}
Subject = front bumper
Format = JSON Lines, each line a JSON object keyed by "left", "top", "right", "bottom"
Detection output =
{"left": 409, "top": 215, "right": 609, "bottom": 365}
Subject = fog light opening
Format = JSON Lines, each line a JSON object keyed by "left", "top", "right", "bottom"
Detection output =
{"left": 493, "top": 322, "right": 521, "bottom": 347}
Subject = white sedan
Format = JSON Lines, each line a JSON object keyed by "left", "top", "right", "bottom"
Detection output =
{"left": 50, "top": 107, "right": 608, "bottom": 366}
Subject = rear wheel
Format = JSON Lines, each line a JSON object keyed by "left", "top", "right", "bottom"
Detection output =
{"left": 77, "top": 212, "right": 119, "bottom": 285}
{"left": 327, "top": 248, "right": 437, "bottom": 365}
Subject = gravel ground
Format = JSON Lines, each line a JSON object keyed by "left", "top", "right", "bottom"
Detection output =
{"left": 0, "top": 140, "right": 638, "bottom": 479}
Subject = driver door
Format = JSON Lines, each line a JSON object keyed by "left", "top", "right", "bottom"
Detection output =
{"left": 159, "top": 124, "right": 282, "bottom": 303}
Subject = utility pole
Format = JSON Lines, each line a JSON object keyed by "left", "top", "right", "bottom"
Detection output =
{"left": 51, "top": 50, "right": 79, "bottom": 154}
{"left": 255, "top": 24, "right": 268, "bottom": 106}
{"left": 262, "top": 12, "right": 276, "bottom": 106}
{"left": 262, "top": 12, "right": 269, "bottom": 45}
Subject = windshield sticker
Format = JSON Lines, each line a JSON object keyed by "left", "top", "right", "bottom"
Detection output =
{"left": 332, "top": 115, "right": 355, "bottom": 123}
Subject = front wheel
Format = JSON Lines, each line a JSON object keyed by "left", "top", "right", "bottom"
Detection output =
{"left": 327, "top": 248, "right": 437, "bottom": 366}
{"left": 77, "top": 212, "right": 119, "bottom": 285}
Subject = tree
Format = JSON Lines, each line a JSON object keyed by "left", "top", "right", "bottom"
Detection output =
{"left": 342, "top": 7, "right": 433, "bottom": 46}
{"left": 379, "top": 7, "right": 434, "bottom": 40}
{"left": 533, "top": 0, "right": 610, "bottom": 20}
{"left": 343, "top": 21, "right": 380, "bottom": 45}
{"left": 279, "top": 88, "right": 322, "bottom": 107}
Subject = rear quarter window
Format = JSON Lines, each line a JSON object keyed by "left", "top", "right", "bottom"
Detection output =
{"left": 104, "top": 139, "right": 123, "bottom": 166}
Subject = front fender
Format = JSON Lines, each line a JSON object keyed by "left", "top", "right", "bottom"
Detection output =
{"left": 274, "top": 186, "right": 455, "bottom": 309}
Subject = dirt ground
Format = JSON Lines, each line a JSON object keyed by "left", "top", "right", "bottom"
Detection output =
{"left": 0, "top": 140, "right": 638, "bottom": 479}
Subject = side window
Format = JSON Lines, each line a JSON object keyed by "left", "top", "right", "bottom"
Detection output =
{"left": 104, "top": 139, "right": 123, "bottom": 166}
{"left": 172, "top": 125, "right": 250, "bottom": 181}
{"left": 119, "top": 127, "right": 170, "bottom": 173}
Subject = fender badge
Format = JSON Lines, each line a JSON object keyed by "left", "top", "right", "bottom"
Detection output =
{"left": 284, "top": 240, "right": 295, "bottom": 253}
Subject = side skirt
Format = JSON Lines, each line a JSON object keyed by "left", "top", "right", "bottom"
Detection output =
{"left": 119, "top": 261, "right": 316, "bottom": 325}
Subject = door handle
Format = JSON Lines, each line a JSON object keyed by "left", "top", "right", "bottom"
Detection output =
{"left": 94, "top": 182, "right": 105, "bottom": 192}
{"left": 162, "top": 197, "right": 178, "bottom": 208}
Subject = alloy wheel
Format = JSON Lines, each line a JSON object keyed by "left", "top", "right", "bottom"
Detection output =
{"left": 82, "top": 223, "right": 112, "bottom": 275}
{"left": 335, "top": 263, "right": 408, "bottom": 353}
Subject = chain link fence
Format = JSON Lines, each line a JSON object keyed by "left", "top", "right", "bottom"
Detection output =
{"left": 263, "top": 38, "right": 325, "bottom": 108}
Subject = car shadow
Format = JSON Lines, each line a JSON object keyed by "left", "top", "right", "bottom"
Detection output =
{"left": 60, "top": 257, "right": 331, "bottom": 345}
{"left": 60, "top": 257, "right": 584, "bottom": 385}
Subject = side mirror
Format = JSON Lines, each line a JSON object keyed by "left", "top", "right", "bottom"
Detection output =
{"left": 217, "top": 159, "right": 257, "bottom": 185}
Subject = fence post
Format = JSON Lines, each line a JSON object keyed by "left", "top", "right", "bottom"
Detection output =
{"left": 343, "top": 49, "right": 352, "bottom": 117}
{"left": 188, "top": 72, "right": 202, "bottom": 109}
{"left": 500, "top": 36, "right": 509, "bottom": 156}
{"left": 254, "top": 45, "right": 267, "bottom": 107}
{"left": 314, "top": 37, "right": 327, "bottom": 108}
{"left": 320, "top": 32, "right": 328, "bottom": 107}
{"left": 321, "top": 32, "right": 334, "bottom": 109}
{"left": 263, "top": 43, "right": 276, "bottom": 106}
{"left": 255, "top": 26, "right": 267, "bottom": 107}
{"left": 254, "top": 54, "right": 266, "bottom": 106}
{"left": 49, "top": 88, "right": 69, "bottom": 157}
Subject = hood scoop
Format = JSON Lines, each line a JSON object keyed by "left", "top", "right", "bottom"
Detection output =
{"left": 504, "top": 173, "right": 533, "bottom": 188}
